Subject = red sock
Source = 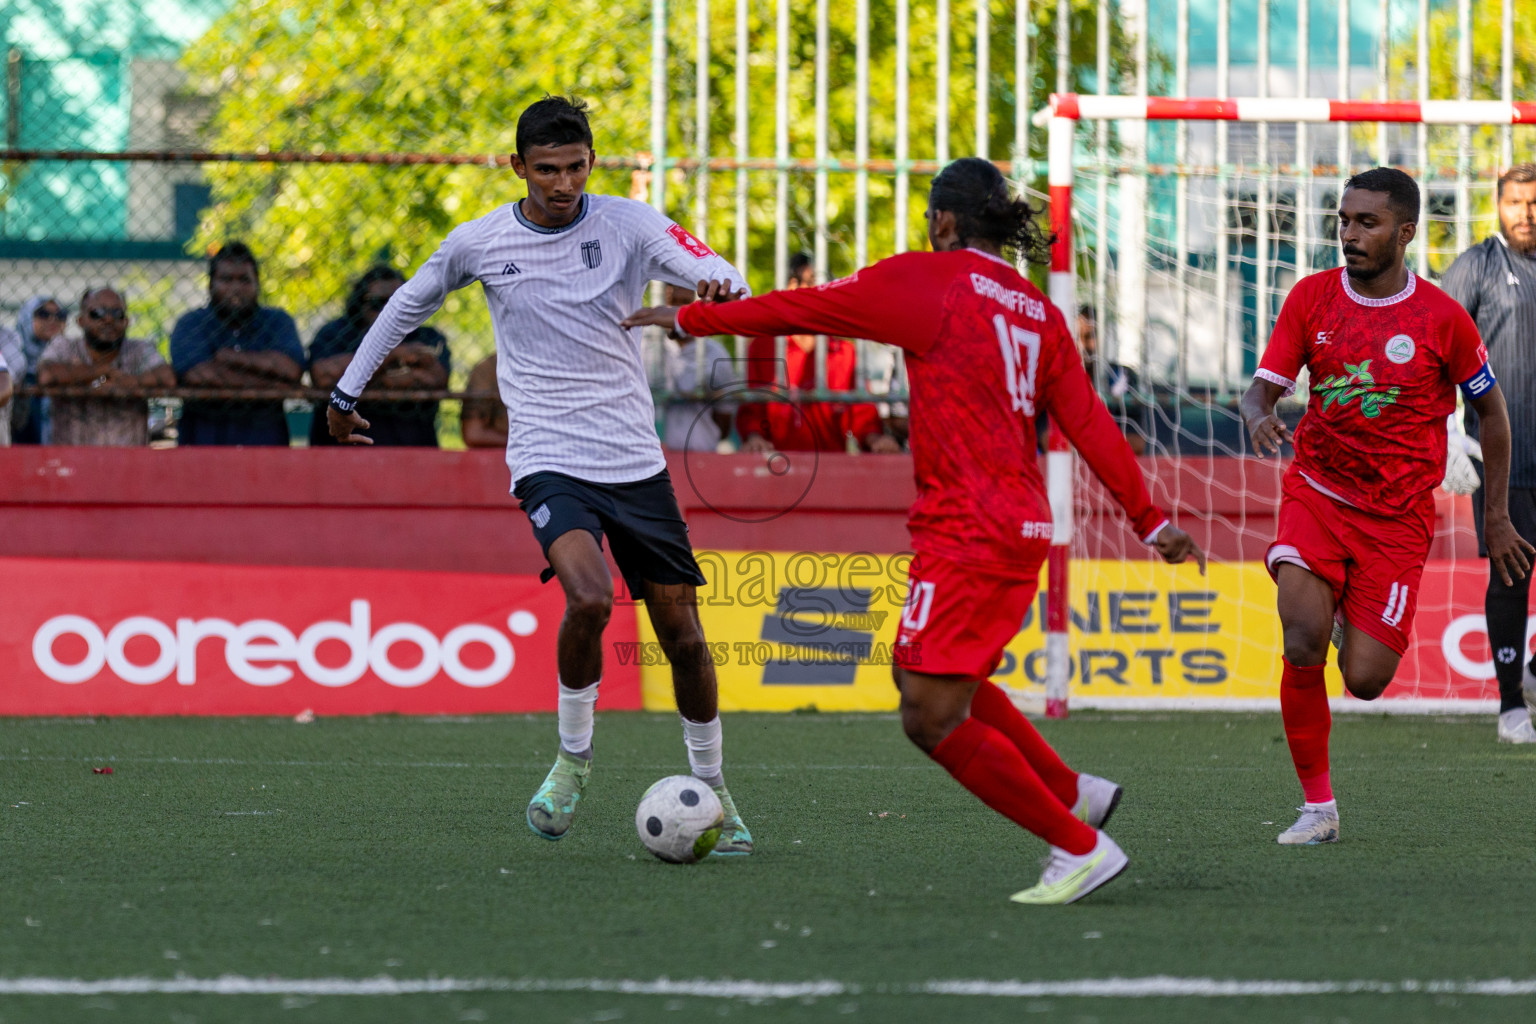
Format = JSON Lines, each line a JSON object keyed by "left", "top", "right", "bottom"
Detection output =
{"left": 930, "top": 716, "right": 1097, "bottom": 854}
{"left": 969, "top": 680, "right": 1080, "bottom": 808}
{"left": 1280, "top": 658, "right": 1333, "bottom": 803}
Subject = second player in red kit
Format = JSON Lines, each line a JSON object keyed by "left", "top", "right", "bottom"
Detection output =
{"left": 1260, "top": 251, "right": 1490, "bottom": 654}
{"left": 1242, "top": 168, "right": 1534, "bottom": 846}
{"left": 625, "top": 158, "right": 1206, "bottom": 905}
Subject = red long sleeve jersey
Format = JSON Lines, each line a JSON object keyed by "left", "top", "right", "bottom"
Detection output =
{"left": 678, "top": 249, "right": 1167, "bottom": 569}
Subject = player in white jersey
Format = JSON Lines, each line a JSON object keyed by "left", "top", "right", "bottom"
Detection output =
{"left": 327, "top": 96, "right": 753, "bottom": 855}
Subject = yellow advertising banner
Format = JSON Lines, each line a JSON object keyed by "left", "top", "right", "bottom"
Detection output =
{"left": 988, "top": 559, "right": 1345, "bottom": 702}
{"left": 634, "top": 551, "right": 1336, "bottom": 711}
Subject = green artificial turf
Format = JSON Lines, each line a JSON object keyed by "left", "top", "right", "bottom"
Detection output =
{"left": 2, "top": 711, "right": 1534, "bottom": 1023}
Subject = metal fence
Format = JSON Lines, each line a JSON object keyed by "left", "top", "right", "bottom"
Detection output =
{"left": 0, "top": 0, "right": 1527, "bottom": 450}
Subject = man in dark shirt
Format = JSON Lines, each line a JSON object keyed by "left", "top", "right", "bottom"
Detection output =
{"left": 1078, "top": 306, "right": 1148, "bottom": 455}
{"left": 1441, "top": 163, "right": 1536, "bottom": 744}
{"left": 308, "top": 265, "right": 450, "bottom": 446}
{"left": 171, "top": 242, "right": 304, "bottom": 445}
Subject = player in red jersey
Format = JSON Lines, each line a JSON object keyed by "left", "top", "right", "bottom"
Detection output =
{"left": 1241, "top": 168, "right": 1534, "bottom": 845}
{"left": 624, "top": 158, "right": 1205, "bottom": 905}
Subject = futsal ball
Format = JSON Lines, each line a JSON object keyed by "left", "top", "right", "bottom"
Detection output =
{"left": 635, "top": 775, "right": 724, "bottom": 864}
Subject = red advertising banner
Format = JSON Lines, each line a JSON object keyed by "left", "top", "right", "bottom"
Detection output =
{"left": 1398, "top": 561, "right": 1509, "bottom": 702}
{"left": 0, "top": 555, "right": 1506, "bottom": 715}
{"left": 0, "top": 558, "right": 638, "bottom": 716}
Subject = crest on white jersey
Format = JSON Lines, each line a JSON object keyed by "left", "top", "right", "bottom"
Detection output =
{"left": 580, "top": 240, "right": 602, "bottom": 270}
{"left": 1384, "top": 334, "right": 1415, "bottom": 364}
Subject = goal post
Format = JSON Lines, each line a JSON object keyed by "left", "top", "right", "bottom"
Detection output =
{"left": 1032, "top": 93, "right": 1523, "bottom": 715}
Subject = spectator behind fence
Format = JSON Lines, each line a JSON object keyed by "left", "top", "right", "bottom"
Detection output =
{"left": 171, "top": 242, "right": 304, "bottom": 445}
{"left": 460, "top": 354, "right": 508, "bottom": 449}
{"left": 737, "top": 254, "right": 901, "bottom": 454}
{"left": 308, "top": 265, "right": 450, "bottom": 447}
{"left": 37, "top": 288, "right": 174, "bottom": 447}
{"left": 0, "top": 339, "right": 11, "bottom": 446}
{"left": 660, "top": 283, "right": 736, "bottom": 451}
{"left": 11, "top": 296, "right": 66, "bottom": 443}
{"left": 0, "top": 322, "right": 20, "bottom": 446}
{"left": 1078, "top": 305, "right": 1148, "bottom": 456}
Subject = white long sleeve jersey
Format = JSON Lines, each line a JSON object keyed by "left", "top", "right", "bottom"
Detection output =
{"left": 338, "top": 193, "right": 748, "bottom": 486}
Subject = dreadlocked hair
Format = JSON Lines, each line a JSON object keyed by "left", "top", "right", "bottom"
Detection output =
{"left": 928, "top": 157, "right": 1054, "bottom": 265}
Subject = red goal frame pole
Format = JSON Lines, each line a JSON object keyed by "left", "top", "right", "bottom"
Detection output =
{"left": 1042, "top": 101, "right": 1077, "bottom": 719}
{"left": 1040, "top": 92, "right": 1536, "bottom": 126}
{"left": 1037, "top": 91, "right": 1527, "bottom": 717}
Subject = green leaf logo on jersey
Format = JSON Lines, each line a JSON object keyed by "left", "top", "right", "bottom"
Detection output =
{"left": 1314, "top": 359, "right": 1402, "bottom": 419}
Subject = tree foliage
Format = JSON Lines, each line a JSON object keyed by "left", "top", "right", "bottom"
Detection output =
{"left": 1390, "top": 5, "right": 1536, "bottom": 261}
{"left": 182, "top": 0, "right": 1132, "bottom": 369}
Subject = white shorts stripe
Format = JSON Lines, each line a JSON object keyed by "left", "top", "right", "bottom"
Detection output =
{"left": 1381, "top": 581, "right": 1410, "bottom": 628}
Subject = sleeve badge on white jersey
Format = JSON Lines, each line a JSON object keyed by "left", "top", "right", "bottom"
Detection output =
{"left": 667, "top": 223, "right": 715, "bottom": 259}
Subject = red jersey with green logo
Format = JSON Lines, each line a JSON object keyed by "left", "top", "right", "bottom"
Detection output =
{"left": 676, "top": 248, "right": 1167, "bottom": 570}
{"left": 1258, "top": 268, "right": 1493, "bottom": 517}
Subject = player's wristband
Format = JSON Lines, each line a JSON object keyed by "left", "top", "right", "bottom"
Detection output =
{"left": 329, "top": 386, "right": 361, "bottom": 415}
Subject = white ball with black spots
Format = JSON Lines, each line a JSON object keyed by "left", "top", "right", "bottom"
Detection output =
{"left": 635, "top": 775, "right": 724, "bottom": 863}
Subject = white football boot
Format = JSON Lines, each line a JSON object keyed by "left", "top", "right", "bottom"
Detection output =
{"left": 1010, "top": 831, "right": 1129, "bottom": 906}
{"left": 1277, "top": 802, "right": 1340, "bottom": 845}
{"left": 1071, "top": 773, "right": 1124, "bottom": 829}
{"left": 1497, "top": 707, "right": 1536, "bottom": 744}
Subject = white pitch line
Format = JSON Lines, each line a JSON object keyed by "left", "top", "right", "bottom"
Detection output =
{"left": 1, "top": 975, "right": 1534, "bottom": 999}
{"left": 0, "top": 755, "right": 938, "bottom": 771}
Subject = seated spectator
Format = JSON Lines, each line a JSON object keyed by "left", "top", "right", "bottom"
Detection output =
{"left": 309, "top": 265, "right": 450, "bottom": 446}
{"left": 1078, "top": 305, "right": 1148, "bottom": 455}
{"left": 660, "top": 283, "right": 736, "bottom": 452}
{"left": 11, "top": 296, "right": 67, "bottom": 443}
{"left": 460, "top": 354, "right": 508, "bottom": 449}
{"left": 0, "top": 322, "right": 20, "bottom": 446}
{"left": 37, "top": 288, "right": 174, "bottom": 447}
{"left": 171, "top": 242, "right": 304, "bottom": 446}
{"left": 885, "top": 400, "right": 910, "bottom": 450}
{"left": 737, "top": 254, "right": 901, "bottom": 454}
{"left": 0, "top": 341, "right": 11, "bottom": 446}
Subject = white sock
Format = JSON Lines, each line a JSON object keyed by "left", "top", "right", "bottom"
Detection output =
{"left": 558, "top": 680, "right": 599, "bottom": 758}
{"left": 680, "top": 715, "right": 723, "bottom": 787}
{"left": 1303, "top": 799, "right": 1337, "bottom": 812}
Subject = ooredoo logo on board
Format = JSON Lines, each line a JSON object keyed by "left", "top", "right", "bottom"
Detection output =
{"left": 31, "top": 601, "right": 539, "bottom": 689}
{"left": 0, "top": 558, "right": 642, "bottom": 716}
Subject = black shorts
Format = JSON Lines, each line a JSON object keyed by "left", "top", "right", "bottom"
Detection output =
{"left": 513, "top": 469, "right": 706, "bottom": 599}
{"left": 1472, "top": 478, "right": 1536, "bottom": 559}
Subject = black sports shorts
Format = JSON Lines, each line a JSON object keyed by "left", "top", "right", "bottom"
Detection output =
{"left": 1472, "top": 475, "right": 1536, "bottom": 560}
{"left": 513, "top": 469, "right": 707, "bottom": 599}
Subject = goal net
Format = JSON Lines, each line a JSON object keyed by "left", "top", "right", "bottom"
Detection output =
{"left": 1020, "top": 95, "right": 1523, "bottom": 713}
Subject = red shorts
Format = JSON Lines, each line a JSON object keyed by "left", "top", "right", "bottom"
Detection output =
{"left": 894, "top": 549, "right": 1045, "bottom": 679}
{"left": 1266, "top": 469, "right": 1434, "bottom": 655}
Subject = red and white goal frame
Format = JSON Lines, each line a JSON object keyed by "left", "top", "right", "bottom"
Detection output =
{"left": 1035, "top": 94, "right": 1522, "bottom": 717}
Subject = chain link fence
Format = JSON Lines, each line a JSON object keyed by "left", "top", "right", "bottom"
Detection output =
{"left": 1, "top": 0, "right": 1116, "bottom": 452}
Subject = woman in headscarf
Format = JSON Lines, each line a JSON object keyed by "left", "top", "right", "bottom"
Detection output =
{"left": 13, "top": 295, "right": 67, "bottom": 443}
